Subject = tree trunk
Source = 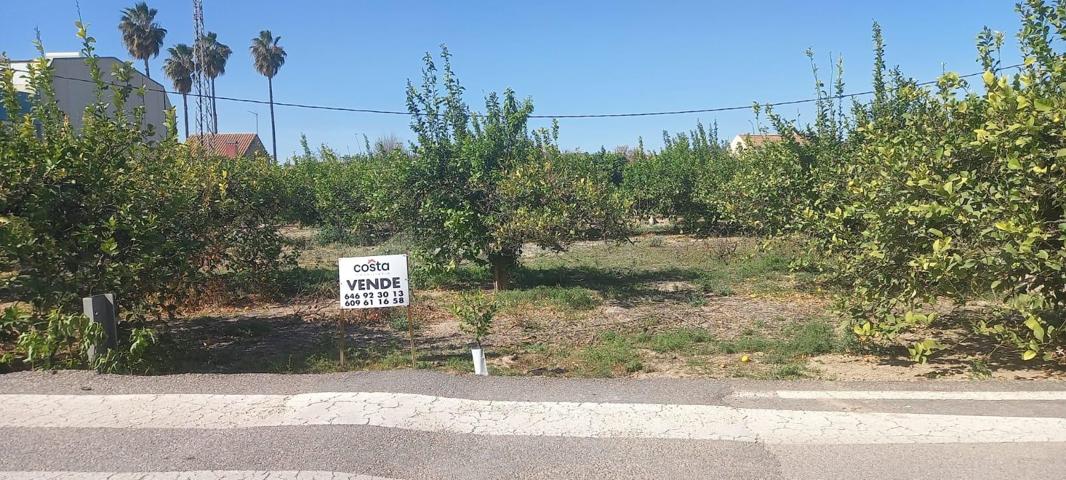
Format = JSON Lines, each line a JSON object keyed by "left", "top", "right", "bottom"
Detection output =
{"left": 144, "top": 58, "right": 150, "bottom": 79}
{"left": 181, "top": 93, "right": 189, "bottom": 139}
{"left": 210, "top": 78, "right": 218, "bottom": 134}
{"left": 489, "top": 252, "right": 517, "bottom": 291}
{"left": 268, "top": 76, "right": 277, "bottom": 163}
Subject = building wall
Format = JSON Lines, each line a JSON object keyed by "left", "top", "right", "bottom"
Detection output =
{"left": 246, "top": 136, "right": 268, "bottom": 158}
{"left": 11, "top": 56, "right": 172, "bottom": 141}
{"left": 729, "top": 135, "right": 746, "bottom": 153}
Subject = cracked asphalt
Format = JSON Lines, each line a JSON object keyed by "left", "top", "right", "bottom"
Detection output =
{"left": 1, "top": 371, "right": 1065, "bottom": 479}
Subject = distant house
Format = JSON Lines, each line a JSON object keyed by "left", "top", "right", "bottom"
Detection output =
{"left": 187, "top": 133, "right": 268, "bottom": 159}
{"left": 7, "top": 52, "right": 172, "bottom": 141}
{"left": 729, "top": 134, "right": 804, "bottom": 153}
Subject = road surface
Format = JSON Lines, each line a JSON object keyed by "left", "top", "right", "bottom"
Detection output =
{"left": 1, "top": 370, "right": 1065, "bottom": 479}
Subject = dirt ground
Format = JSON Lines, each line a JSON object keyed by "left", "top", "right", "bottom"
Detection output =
{"left": 157, "top": 233, "right": 1065, "bottom": 380}
{"left": 9, "top": 230, "right": 1056, "bottom": 379}
{"left": 163, "top": 296, "right": 1066, "bottom": 380}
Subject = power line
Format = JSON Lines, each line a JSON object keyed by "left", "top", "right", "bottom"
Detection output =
{"left": 0, "top": 62, "right": 1024, "bottom": 119}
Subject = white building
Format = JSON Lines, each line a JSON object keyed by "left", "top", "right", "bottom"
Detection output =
{"left": 729, "top": 133, "right": 808, "bottom": 153}
{"left": 729, "top": 134, "right": 785, "bottom": 153}
{"left": 9, "top": 53, "right": 172, "bottom": 141}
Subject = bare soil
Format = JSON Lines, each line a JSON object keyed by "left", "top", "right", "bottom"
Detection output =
{"left": 18, "top": 232, "right": 1061, "bottom": 380}
{"left": 167, "top": 291, "right": 1065, "bottom": 381}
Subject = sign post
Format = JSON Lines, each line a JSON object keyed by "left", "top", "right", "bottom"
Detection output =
{"left": 338, "top": 254, "right": 415, "bottom": 366}
{"left": 405, "top": 257, "right": 415, "bottom": 367}
{"left": 82, "top": 293, "right": 117, "bottom": 363}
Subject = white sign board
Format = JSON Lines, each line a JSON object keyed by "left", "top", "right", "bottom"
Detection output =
{"left": 338, "top": 254, "right": 409, "bottom": 309}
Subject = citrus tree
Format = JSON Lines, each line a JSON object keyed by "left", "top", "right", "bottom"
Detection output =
{"left": 806, "top": 2, "right": 1065, "bottom": 361}
{"left": 0, "top": 27, "right": 294, "bottom": 370}
{"left": 400, "top": 47, "right": 629, "bottom": 289}
{"left": 624, "top": 122, "right": 732, "bottom": 232}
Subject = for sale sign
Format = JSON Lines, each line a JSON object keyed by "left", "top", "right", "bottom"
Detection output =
{"left": 338, "top": 254, "right": 409, "bottom": 309}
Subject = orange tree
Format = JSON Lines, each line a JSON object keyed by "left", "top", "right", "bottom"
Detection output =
{"left": 806, "top": 3, "right": 1065, "bottom": 361}
{"left": 398, "top": 47, "right": 629, "bottom": 290}
{"left": 623, "top": 122, "right": 733, "bottom": 232}
{"left": 0, "top": 27, "right": 294, "bottom": 370}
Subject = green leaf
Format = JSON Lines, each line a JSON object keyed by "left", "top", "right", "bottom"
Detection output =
{"left": 100, "top": 238, "right": 118, "bottom": 255}
{"left": 1024, "top": 317, "right": 1045, "bottom": 342}
{"left": 1022, "top": 350, "right": 1038, "bottom": 361}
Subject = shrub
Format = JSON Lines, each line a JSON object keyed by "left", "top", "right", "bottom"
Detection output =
{"left": 805, "top": 6, "right": 1065, "bottom": 361}
{"left": 3, "top": 307, "right": 102, "bottom": 370}
{"left": 0, "top": 27, "right": 292, "bottom": 370}
{"left": 451, "top": 290, "right": 498, "bottom": 347}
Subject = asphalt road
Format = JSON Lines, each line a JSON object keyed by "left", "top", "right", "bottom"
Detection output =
{"left": 2, "top": 370, "right": 1065, "bottom": 479}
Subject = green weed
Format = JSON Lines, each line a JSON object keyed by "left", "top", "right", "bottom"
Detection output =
{"left": 719, "top": 319, "right": 839, "bottom": 359}
{"left": 770, "top": 363, "right": 809, "bottom": 379}
{"left": 388, "top": 313, "right": 422, "bottom": 334}
{"left": 497, "top": 286, "right": 601, "bottom": 311}
{"left": 578, "top": 331, "right": 643, "bottom": 377}
{"left": 442, "top": 354, "right": 474, "bottom": 372}
{"left": 640, "top": 327, "right": 716, "bottom": 353}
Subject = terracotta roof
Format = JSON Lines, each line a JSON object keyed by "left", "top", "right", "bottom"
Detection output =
{"left": 739, "top": 134, "right": 786, "bottom": 148}
{"left": 731, "top": 133, "right": 808, "bottom": 151}
{"left": 187, "top": 133, "right": 267, "bottom": 159}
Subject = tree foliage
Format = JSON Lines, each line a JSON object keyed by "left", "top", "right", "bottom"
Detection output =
{"left": 400, "top": 47, "right": 630, "bottom": 289}
{"left": 0, "top": 28, "right": 294, "bottom": 369}
{"left": 275, "top": 139, "right": 406, "bottom": 244}
{"left": 808, "top": 1, "right": 1065, "bottom": 361}
{"left": 704, "top": 1, "right": 1066, "bottom": 361}
{"left": 117, "top": 1, "right": 166, "bottom": 79}
{"left": 623, "top": 122, "right": 734, "bottom": 231}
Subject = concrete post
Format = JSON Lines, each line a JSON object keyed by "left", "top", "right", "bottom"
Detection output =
{"left": 82, "top": 293, "right": 117, "bottom": 361}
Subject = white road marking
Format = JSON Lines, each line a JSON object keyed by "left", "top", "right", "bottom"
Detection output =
{"left": 0, "top": 472, "right": 397, "bottom": 480}
{"left": 729, "top": 390, "right": 1066, "bottom": 401}
{"left": 2, "top": 392, "right": 1065, "bottom": 445}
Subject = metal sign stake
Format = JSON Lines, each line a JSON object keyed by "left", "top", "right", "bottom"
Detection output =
{"left": 337, "top": 310, "right": 347, "bottom": 367}
{"left": 407, "top": 304, "right": 415, "bottom": 367}
{"left": 405, "top": 260, "right": 416, "bottom": 368}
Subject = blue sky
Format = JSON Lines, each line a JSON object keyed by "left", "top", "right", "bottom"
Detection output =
{"left": 1, "top": 1, "right": 1024, "bottom": 159}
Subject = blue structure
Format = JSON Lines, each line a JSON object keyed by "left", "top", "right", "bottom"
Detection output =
{"left": 0, "top": 91, "right": 31, "bottom": 121}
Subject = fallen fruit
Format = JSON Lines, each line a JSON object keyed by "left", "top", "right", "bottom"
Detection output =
{"left": 740, "top": 354, "right": 751, "bottom": 363}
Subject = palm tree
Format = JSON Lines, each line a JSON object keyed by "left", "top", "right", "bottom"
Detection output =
{"left": 118, "top": 2, "right": 167, "bottom": 79}
{"left": 250, "top": 30, "right": 286, "bottom": 162}
{"left": 195, "top": 32, "right": 231, "bottom": 133}
{"left": 163, "top": 44, "right": 195, "bottom": 138}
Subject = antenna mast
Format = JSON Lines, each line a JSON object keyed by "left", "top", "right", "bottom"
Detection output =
{"left": 192, "top": 0, "right": 213, "bottom": 145}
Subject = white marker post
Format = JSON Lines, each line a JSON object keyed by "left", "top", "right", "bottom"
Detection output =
{"left": 338, "top": 254, "right": 415, "bottom": 366}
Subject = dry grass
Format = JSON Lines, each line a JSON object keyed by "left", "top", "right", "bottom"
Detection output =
{"left": 114, "top": 229, "right": 1066, "bottom": 380}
